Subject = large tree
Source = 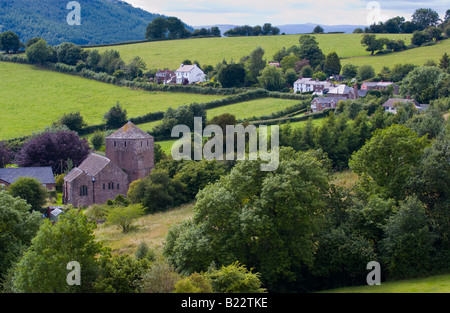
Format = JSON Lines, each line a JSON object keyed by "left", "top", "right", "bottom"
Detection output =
{"left": 26, "top": 39, "right": 53, "bottom": 65}
{"left": 349, "top": 124, "right": 429, "bottom": 201}
{"left": 246, "top": 47, "right": 267, "bottom": 84}
{"left": 258, "top": 65, "right": 286, "bottom": 91}
{"left": 412, "top": 8, "right": 441, "bottom": 30}
{"left": 164, "top": 148, "right": 330, "bottom": 292}
{"left": 297, "top": 35, "right": 325, "bottom": 68}
{"left": 400, "top": 66, "right": 449, "bottom": 104}
{"left": 0, "top": 142, "right": 12, "bottom": 168}
{"left": 0, "top": 31, "right": 21, "bottom": 54}
{"left": 323, "top": 51, "right": 341, "bottom": 76}
{"left": 12, "top": 210, "right": 105, "bottom": 293}
{"left": 16, "top": 130, "right": 91, "bottom": 174}
{"left": 218, "top": 63, "right": 246, "bottom": 88}
{"left": 361, "top": 34, "right": 386, "bottom": 55}
{"left": 0, "top": 191, "right": 41, "bottom": 284}
{"left": 8, "top": 177, "right": 48, "bottom": 211}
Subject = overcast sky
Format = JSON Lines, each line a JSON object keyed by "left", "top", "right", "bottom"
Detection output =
{"left": 125, "top": 0, "right": 448, "bottom": 26}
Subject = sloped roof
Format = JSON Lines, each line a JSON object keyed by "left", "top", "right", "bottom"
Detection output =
{"left": 382, "top": 98, "right": 420, "bottom": 108}
{"left": 0, "top": 167, "right": 55, "bottom": 184}
{"left": 312, "top": 97, "right": 346, "bottom": 104}
{"left": 107, "top": 121, "right": 153, "bottom": 140}
{"left": 176, "top": 64, "right": 197, "bottom": 72}
{"left": 77, "top": 153, "right": 110, "bottom": 177}
{"left": 328, "top": 84, "right": 354, "bottom": 95}
{"left": 64, "top": 167, "right": 84, "bottom": 183}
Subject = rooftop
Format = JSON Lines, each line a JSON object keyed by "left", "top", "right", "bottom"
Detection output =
{"left": 0, "top": 167, "right": 55, "bottom": 184}
{"left": 107, "top": 121, "right": 153, "bottom": 140}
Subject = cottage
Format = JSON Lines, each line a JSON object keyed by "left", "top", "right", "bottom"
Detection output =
{"left": 155, "top": 69, "right": 176, "bottom": 84}
{"left": 0, "top": 167, "right": 55, "bottom": 190}
{"left": 361, "top": 81, "right": 399, "bottom": 94}
{"left": 293, "top": 78, "right": 332, "bottom": 94}
{"left": 311, "top": 97, "right": 346, "bottom": 112}
{"left": 382, "top": 98, "right": 429, "bottom": 114}
{"left": 175, "top": 64, "right": 206, "bottom": 84}
{"left": 63, "top": 122, "right": 155, "bottom": 207}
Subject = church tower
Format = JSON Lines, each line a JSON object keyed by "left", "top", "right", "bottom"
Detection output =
{"left": 105, "top": 121, "right": 155, "bottom": 185}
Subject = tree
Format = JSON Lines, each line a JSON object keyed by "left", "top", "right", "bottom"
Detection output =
{"left": 0, "top": 191, "right": 41, "bottom": 284}
{"left": 439, "top": 53, "right": 450, "bottom": 72}
{"left": 0, "top": 141, "right": 12, "bottom": 168}
{"left": 12, "top": 210, "right": 105, "bottom": 292}
{"left": 8, "top": 177, "right": 48, "bottom": 211}
{"left": 411, "top": 30, "right": 430, "bottom": 46}
{"left": 323, "top": 52, "right": 341, "bottom": 76}
{"left": 380, "top": 196, "right": 436, "bottom": 279}
{"left": 26, "top": 39, "right": 53, "bottom": 65}
{"left": 412, "top": 8, "right": 441, "bottom": 30}
{"left": 357, "top": 65, "right": 375, "bottom": 80}
{"left": 284, "top": 68, "right": 299, "bottom": 87}
{"left": 217, "top": 63, "right": 246, "bottom": 88}
{"left": 312, "top": 71, "right": 327, "bottom": 81}
{"left": 16, "top": 130, "right": 91, "bottom": 174}
{"left": 145, "top": 17, "right": 168, "bottom": 39}
{"left": 106, "top": 204, "right": 146, "bottom": 233}
{"left": 300, "top": 65, "right": 313, "bottom": 78}
{"left": 123, "top": 56, "right": 147, "bottom": 80}
{"left": 127, "top": 169, "right": 185, "bottom": 213}
{"left": 246, "top": 47, "right": 267, "bottom": 84}
{"left": 342, "top": 64, "right": 358, "bottom": 80}
{"left": 174, "top": 272, "right": 213, "bottom": 293}
{"left": 313, "top": 25, "right": 324, "bottom": 34}
{"left": 297, "top": 35, "right": 325, "bottom": 68}
{"left": 361, "top": 34, "right": 385, "bottom": 55}
{"left": 349, "top": 124, "right": 428, "bottom": 201}
{"left": 210, "top": 27, "right": 221, "bottom": 37}
{"left": 389, "top": 63, "right": 416, "bottom": 82}
{"left": 258, "top": 65, "right": 286, "bottom": 91}
{"left": 104, "top": 102, "right": 128, "bottom": 129}
{"left": 400, "top": 66, "right": 448, "bottom": 104}
{"left": 139, "top": 257, "right": 181, "bottom": 293}
{"left": 0, "top": 31, "right": 21, "bottom": 53}
{"left": 262, "top": 23, "right": 273, "bottom": 35}
{"left": 280, "top": 54, "right": 300, "bottom": 72}
{"left": 56, "top": 111, "right": 86, "bottom": 132}
{"left": 206, "top": 262, "right": 266, "bottom": 293}
{"left": 55, "top": 42, "right": 84, "bottom": 66}
{"left": 90, "top": 130, "right": 105, "bottom": 151}
{"left": 166, "top": 17, "right": 190, "bottom": 39}
{"left": 425, "top": 26, "right": 443, "bottom": 41}
{"left": 164, "top": 148, "right": 329, "bottom": 292}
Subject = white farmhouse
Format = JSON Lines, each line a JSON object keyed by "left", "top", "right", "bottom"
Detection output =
{"left": 175, "top": 64, "right": 206, "bottom": 84}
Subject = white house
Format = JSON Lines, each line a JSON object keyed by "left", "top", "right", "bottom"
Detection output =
{"left": 175, "top": 64, "right": 206, "bottom": 84}
{"left": 293, "top": 78, "right": 332, "bottom": 95}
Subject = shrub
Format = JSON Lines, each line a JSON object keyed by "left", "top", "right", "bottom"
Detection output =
{"left": 90, "top": 131, "right": 105, "bottom": 151}
{"left": 139, "top": 257, "right": 181, "bottom": 293}
{"left": 174, "top": 273, "right": 213, "bottom": 293}
{"left": 206, "top": 262, "right": 266, "bottom": 293}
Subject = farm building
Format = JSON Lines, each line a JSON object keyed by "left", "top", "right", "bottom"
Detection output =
{"left": 0, "top": 167, "right": 55, "bottom": 190}
{"left": 63, "top": 122, "right": 155, "bottom": 207}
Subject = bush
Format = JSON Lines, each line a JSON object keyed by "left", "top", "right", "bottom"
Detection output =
{"left": 8, "top": 177, "right": 48, "bottom": 211}
{"left": 90, "top": 130, "right": 105, "bottom": 151}
{"left": 103, "top": 102, "right": 127, "bottom": 129}
{"left": 206, "top": 262, "right": 266, "bottom": 293}
{"left": 106, "top": 204, "right": 145, "bottom": 233}
{"left": 56, "top": 111, "right": 86, "bottom": 132}
{"left": 139, "top": 257, "right": 181, "bottom": 293}
{"left": 174, "top": 273, "right": 213, "bottom": 293}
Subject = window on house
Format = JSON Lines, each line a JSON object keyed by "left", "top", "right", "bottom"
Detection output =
{"left": 124, "top": 142, "right": 127, "bottom": 147}
{"left": 117, "top": 183, "right": 120, "bottom": 190}
{"left": 80, "top": 185, "right": 88, "bottom": 196}
{"left": 103, "top": 184, "right": 105, "bottom": 190}
{"left": 114, "top": 141, "right": 117, "bottom": 147}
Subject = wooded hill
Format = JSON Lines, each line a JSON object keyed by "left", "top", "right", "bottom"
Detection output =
{"left": 0, "top": 0, "right": 191, "bottom": 45}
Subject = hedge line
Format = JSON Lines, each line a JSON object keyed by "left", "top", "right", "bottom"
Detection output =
{"left": 249, "top": 108, "right": 332, "bottom": 126}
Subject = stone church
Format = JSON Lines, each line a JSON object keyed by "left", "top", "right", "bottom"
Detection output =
{"left": 63, "top": 122, "right": 154, "bottom": 207}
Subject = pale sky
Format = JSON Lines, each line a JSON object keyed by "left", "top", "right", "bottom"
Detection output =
{"left": 125, "top": 0, "right": 448, "bottom": 26}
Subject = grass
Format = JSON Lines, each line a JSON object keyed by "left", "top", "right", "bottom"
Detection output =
{"left": 331, "top": 170, "right": 359, "bottom": 189}
{"left": 94, "top": 202, "right": 195, "bottom": 256}
{"left": 207, "top": 98, "right": 304, "bottom": 121}
{"left": 89, "top": 34, "right": 413, "bottom": 70}
{"left": 0, "top": 62, "right": 227, "bottom": 140}
{"left": 322, "top": 273, "right": 450, "bottom": 293}
{"left": 341, "top": 38, "right": 450, "bottom": 72}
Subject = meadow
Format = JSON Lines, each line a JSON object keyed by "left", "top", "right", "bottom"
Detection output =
{"left": 0, "top": 62, "right": 227, "bottom": 140}
{"left": 89, "top": 33, "right": 415, "bottom": 71}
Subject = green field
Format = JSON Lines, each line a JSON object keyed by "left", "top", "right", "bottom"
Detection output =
{"left": 0, "top": 62, "right": 227, "bottom": 140}
{"left": 89, "top": 33, "right": 414, "bottom": 71}
{"left": 207, "top": 98, "right": 304, "bottom": 121}
{"left": 341, "top": 38, "right": 450, "bottom": 72}
{"left": 322, "top": 273, "right": 450, "bottom": 293}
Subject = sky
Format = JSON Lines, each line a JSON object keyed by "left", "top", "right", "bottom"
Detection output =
{"left": 125, "top": 0, "right": 448, "bottom": 27}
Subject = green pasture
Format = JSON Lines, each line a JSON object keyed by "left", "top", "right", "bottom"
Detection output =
{"left": 89, "top": 33, "right": 413, "bottom": 70}
{"left": 0, "top": 62, "right": 227, "bottom": 140}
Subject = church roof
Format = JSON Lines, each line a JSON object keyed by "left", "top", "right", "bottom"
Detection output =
{"left": 107, "top": 121, "right": 153, "bottom": 140}
{"left": 78, "top": 153, "right": 111, "bottom": 177}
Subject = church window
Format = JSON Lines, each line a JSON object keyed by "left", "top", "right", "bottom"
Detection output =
{"left": 80, "top": 185, "right": 88, "bottom": 196}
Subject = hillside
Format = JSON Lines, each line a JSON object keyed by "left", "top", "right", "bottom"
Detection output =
{"left": 0, "top": 62, "right": 227, "bottom": 140}
{"left": 88, "top": 33, "right": 418, "bottom": 72}
{"left": 0, "top": 0, "right": 187, "bottom": 45}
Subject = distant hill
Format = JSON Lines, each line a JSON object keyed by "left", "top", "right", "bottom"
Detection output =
{"left": 194, "top": 23, "right": 366, "bottom": 36}
{"left": 0, "top": 0, "right": 192, "bottom": 46}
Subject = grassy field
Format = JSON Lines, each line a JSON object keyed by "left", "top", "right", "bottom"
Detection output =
{"left": 341, "top": 38, "right": 450, "bottom": 72}
{"left": 94, "top": 202, "right": 195, "bottom": 256}
{"left": 89, "top": 33, "right": 413, "bottom": 71}
{"left": 0, "top": 62, "right": 227, "bottom": 140}
{"left": 207, "top": 98, "right": 304, "bottom": 121}
{"left": 322, "top": 273, "right": 450, "bottom": 293}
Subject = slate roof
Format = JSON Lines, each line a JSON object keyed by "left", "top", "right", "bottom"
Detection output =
{"left": 0, "top": 167, "right": 55, "bottom": 184}
{"left": 176, "top": 64, "right": 197, "bottom": 72}
{"left": 382, "top": 98, "right": 420, "bottom": 108}
{"left": 312, "top": 97, "right": 346, "bottom": 104}
{"left": 78, "top": 153, "right": 110, "bottom": 177}
{"left": 107, "top": 121, "right": 153, "bottom": 140}
{"left": 328, "top": 84, "right": 354, "bottom": 95}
